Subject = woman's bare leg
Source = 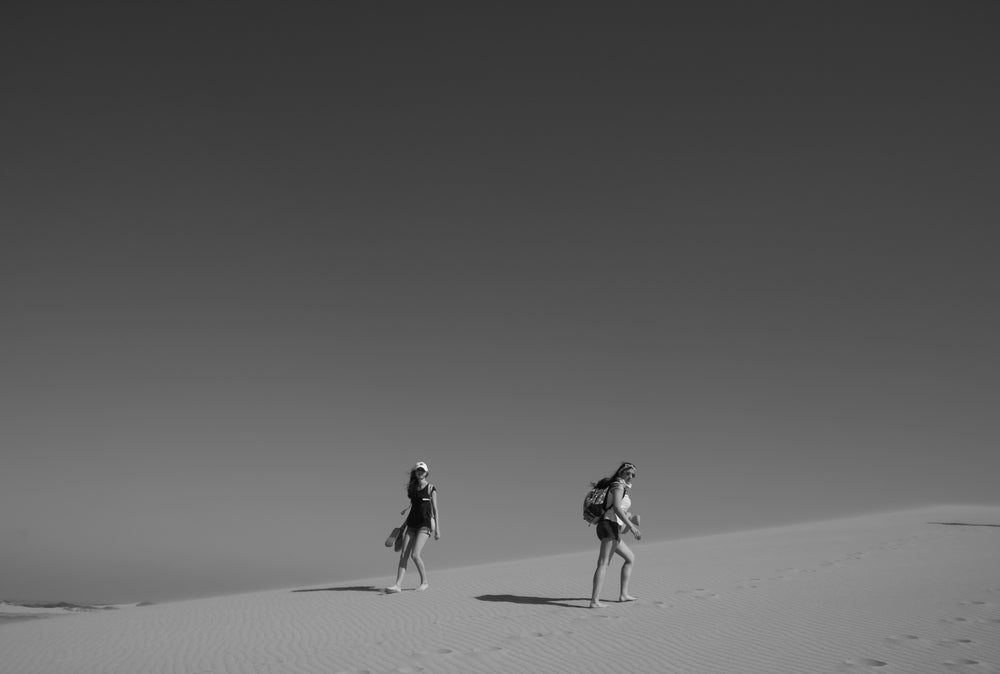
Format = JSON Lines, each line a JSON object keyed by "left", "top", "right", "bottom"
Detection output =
{"left": 386, "top": 530, "right": 414, "bottom": 592}
{"left": 615, "top": 540, "right": 636, "bottom": 601}
{"left": 590, "top": 538, "right": 617, "bottom": 608}
{"left": 410, "top": 531, "right": 431, "bottom": 589}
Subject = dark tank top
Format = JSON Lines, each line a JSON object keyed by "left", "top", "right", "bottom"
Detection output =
{"left": 405, "top": 484, "right": 435, "bottom": 529}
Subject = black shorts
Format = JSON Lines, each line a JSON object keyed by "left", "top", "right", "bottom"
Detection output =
{"left": 596, "top": 519, "right": 621, "bottom": 542}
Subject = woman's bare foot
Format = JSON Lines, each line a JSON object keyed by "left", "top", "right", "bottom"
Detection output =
{"left": 589, "top": 600, "right": 605, "bottom": 608}
{"left": 416, "top": 583, "right": 429, "bottom": 591}
{"left": 619, "top": 594, "right": 638, "bottom": 602}
{"left": 384, "top": 585, "right": 401, "bottom": 594}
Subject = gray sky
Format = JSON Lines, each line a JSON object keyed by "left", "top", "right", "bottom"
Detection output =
{"left": 3, "top": 3, "right": 998, "bottom": 604}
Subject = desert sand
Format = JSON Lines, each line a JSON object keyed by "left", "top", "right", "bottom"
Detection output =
{"left": 2, "top": 505, "right": 998, "bottom": 673}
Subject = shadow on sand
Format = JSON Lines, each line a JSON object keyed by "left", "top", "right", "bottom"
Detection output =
{"left": 292, "top": 585, "right": 382, "bottom": 593}
{"left": 475, "top": 594, "right": 590, "bottom": 609}
{"left": 929, "top": 522, "right": 1000, "bottom": 528}
{"left": 0, "top": 614, "right": 56, "bottom": 625}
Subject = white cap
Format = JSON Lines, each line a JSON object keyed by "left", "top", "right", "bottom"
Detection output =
{"left": 413, "top": 461, "right": 429, "bottom": 473}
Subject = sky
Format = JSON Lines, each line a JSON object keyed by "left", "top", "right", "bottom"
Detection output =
{"left": 2, "top": 3, "right": 999, "bottom": 604}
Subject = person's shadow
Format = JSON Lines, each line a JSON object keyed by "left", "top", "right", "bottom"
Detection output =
{"left": 292, "top": 585, "right": 382, "bottom": 593}
{"left": 475, "top": 594, "right": 590, "bottom": 609}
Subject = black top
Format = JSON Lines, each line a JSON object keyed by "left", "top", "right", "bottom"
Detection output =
{"left": 405, "top": 483, "right": 436, "bottom": 529}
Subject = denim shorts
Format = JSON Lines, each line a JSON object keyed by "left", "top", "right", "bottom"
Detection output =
{"left": 407, "top": 526, "right": 433, "bottom": 536}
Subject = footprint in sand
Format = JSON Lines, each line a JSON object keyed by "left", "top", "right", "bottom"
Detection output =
{"left": 942, "top": 658, "right": 987, "bottom": 668}
{"left": 885, "top": 635, "right": 930, "bottom": 647}
{"left": 675, "top": 588, "right": 719, "bottom": 599}
{"left": 504, "top": 631, "right": 546, "bottom": 642}
{"left": 413, "top": 648, "right": 455, "bottom": 657}
{"left": 843, "top": 657, "right": 888, "bottom": 668}
{"left": 573, "top": 613, "right": 624, "bottom": 624}
{"left": 505, "top": 629, "right": 577, "bottom": 643}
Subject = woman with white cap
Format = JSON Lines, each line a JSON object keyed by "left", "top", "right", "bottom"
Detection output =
{"left": 385, "top": 461, "right": 439, "bottom": 593}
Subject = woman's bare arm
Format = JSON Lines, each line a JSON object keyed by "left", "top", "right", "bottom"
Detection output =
{"left": 610, "top": 484, "right": 641, "bottom": 539}
{"left": 431, "top": 489, "right": 440, "bottom": 539}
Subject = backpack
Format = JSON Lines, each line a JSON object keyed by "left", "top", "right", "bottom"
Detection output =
{"left": 582, "top": 483, "right": 611, "bottom": 524}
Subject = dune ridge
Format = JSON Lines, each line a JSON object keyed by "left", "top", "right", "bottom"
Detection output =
{"left": 2, "top": 505, "right": 998, "bottom": 673}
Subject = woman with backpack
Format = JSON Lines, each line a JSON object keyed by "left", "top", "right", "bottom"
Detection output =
{"left": 385, "top": 461, "right": 439, "bottom": 593}
{"left": 590, "top": 461, "right": 642, "bottom": 608}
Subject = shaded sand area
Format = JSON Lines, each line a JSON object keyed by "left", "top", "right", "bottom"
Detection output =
{"left": 0, "top": 601, "right": 138, "bottom": 626}
{"left": 2, "top": 506, "right": 998, "bottom": 673}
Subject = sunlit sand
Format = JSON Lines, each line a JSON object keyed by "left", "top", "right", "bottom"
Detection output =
{"left": 2, "top": 506, "right": 998, "bottom": 673}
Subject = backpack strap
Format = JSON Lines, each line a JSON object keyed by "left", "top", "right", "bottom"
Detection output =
{"left": 604, "top": 479, "right": 627, "bottom": 513}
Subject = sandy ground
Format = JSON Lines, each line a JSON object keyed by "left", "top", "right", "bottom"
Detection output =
{"left": 2, "top": 505, "right": 998, "bottom": 673}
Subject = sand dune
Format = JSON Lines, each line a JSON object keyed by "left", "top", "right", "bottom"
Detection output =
{"left": 2, "top": 505, "right": 998, "bottom": 673}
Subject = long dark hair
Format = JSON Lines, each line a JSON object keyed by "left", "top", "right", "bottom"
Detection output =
{"left": 592, "top": 461, "right": 636, "bottom": 489}
{"left": 406, "top": 468, "right": 426, "bottom": 499}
